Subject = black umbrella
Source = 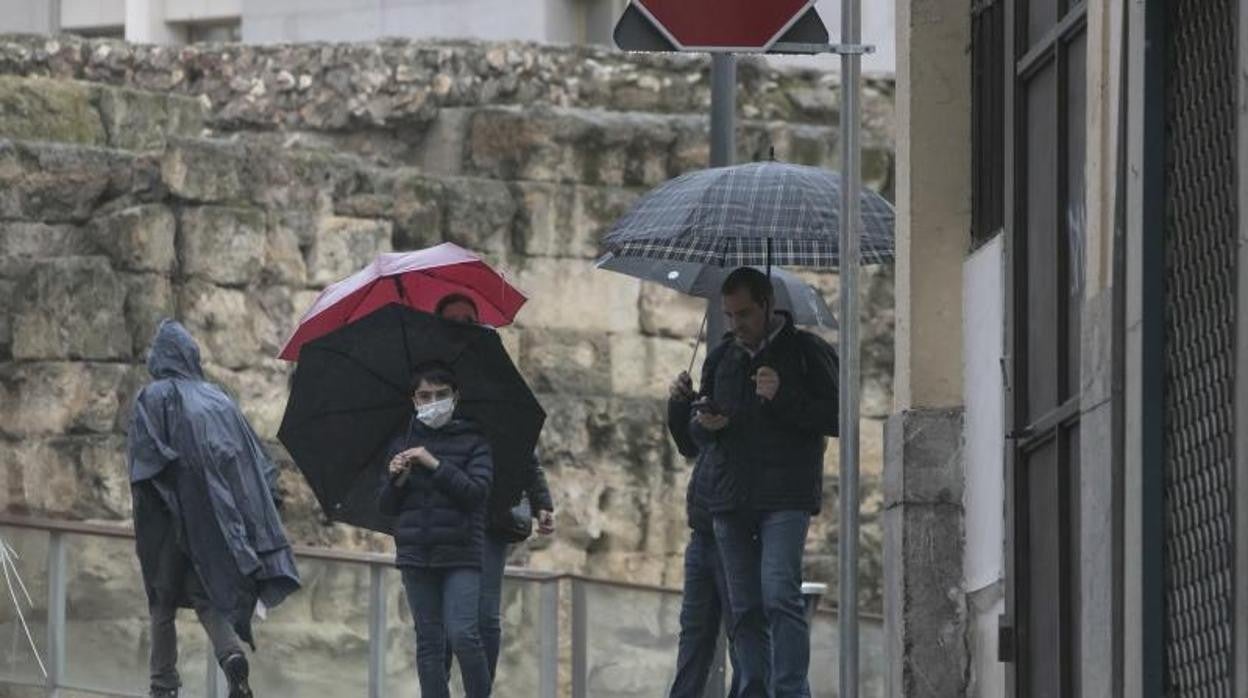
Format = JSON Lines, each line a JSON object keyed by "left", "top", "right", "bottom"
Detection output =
{"left": 278, "top": 303, "right": 545, "bottom": 534}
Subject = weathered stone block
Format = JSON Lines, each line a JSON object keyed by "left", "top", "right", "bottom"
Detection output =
{"left": 511, "top": 182, "right": 637, "bottom": 259}
{"left": 91, "top": 205, "right": 175, "bottom": 273}
{"left": 509, "top": 258, "right": 640, "bottom": 333}
{"left": 95, "top": 84, "right": 205, "bottom": 151}
{"left": 0, "top": 76, "right": 106, "bottom": 145}
{"left": 0, "top": 221, "right": 92, "bottom": 260}
{"left": 335, "top": 168, "right": 444, "bottom": 251}
{"left": 205, "top": 360, "right": 292, "bottom": 441}
{"left": 179, "top": 206, "right": 266, "bottom": 285}
{"left": 122, "top": 273, "right": 174, "bottom": 357}
{"left": 161, "top": 137, "right": 248, "bottom": 203}
{"left": 0, "top": 362, "right": 130, "bottom": 437}
{"left": 177, "top": 280, "right": 260, "bottom": 370}
{"left": 12, "top": 256, "right": 131, "bottom": 360}
{"left": 0, "top": 141, "right": 137, "bottom": 223}
{"left": 441, "top": 177, "right": 516, "bottom": 255}
{"left": 1, "top": 435, "right": 131, "bottom": 519}
{"left": 519, "top": 329, "right": 610, "bottom": 395}
{"left": 306, "top": 216, "right": 393, "bottom": 286}
{"left": 638, "top": 282, "right": 708, "bottom": 340}
{"left": 609, "top": 334, "right": 696, "bottom": 399}
{"left": 466, "top": 106, "right": 681, "bottom": 187}
{"left": 264, "top": 220, "right": 308, "bottom": 285}
{"left": 0, "top": 278, "right": 14, "bottom": 358}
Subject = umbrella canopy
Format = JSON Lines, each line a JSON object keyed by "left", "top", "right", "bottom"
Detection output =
{"left": 278, "top": 242, "right": 527, "bottom": 361}
{"left": 596, "top": 252, "right": 837, "bottom": 329}
{"left": 601, "top": 161, "right": 895, "bottom": 269}
{"left": 278, "top": 303, "right": 545, "bottom": 533}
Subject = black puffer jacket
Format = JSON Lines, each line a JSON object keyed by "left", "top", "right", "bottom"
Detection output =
{"left": 667, "top": 397, "right": 719, "bottom": 533}
{"left": 379, "top": 416, "right": 493, "bottom": 569}
{"left": 693, "top": 313, "right": 839, "bottom": 514}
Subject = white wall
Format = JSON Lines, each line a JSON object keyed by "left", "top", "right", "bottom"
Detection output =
{"left": 962, "top": 234, "right": 1006, "bottom": 697}
{"left": 61, "top": 0, "right": 126, "bottom": 30}
{"left": 0, "top": 0, "right": 56, "bottom": 33}
{"left": 241, "top": 0, "right": 584, "bottom": 45}
{"left": 164, "top": 0, "right": 241, "bottom": 24}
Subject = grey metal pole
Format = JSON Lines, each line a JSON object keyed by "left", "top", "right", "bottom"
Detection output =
{"left": 46, "top": 532, "right": 65, "bottom": 697}
{"left": 710, "top": 53, "right": 737, "bottom": 167}
{"left": 367, "top": 564, "right": 387, "bottom": 698}
{"left": 838, "top": 0, "right": 863, "bottom": 693}
{"left": 706, "top": 53, "right": 737, "bottom": 351}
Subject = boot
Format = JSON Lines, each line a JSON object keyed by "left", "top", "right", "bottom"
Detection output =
{"left": 150, "top": 689, "right": 178, "bottom": 698}
{"left": 221, "top": 652, "right": 253, "bottom": 698}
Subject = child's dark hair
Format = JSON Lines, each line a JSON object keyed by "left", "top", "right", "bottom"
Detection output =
{"left": 409, "top": 361, "right": 458, "bottom": 394}
{"left": 435, "top": 293, "right": 479, "bottom": 318}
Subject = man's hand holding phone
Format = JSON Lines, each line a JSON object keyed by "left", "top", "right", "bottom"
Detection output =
{"left": 693, "top": 397, "right": 729, "bottom": 431}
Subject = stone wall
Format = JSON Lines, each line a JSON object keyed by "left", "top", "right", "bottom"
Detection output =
{"left": 0, "top": 35, "right": 895, "bottom": 615}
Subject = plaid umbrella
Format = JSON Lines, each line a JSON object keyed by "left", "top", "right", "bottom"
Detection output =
{"left": 601, "top": 161, "right": 894, "bottom": 269}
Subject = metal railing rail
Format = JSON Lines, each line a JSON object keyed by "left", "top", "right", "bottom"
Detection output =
{"left": 0, "top": 514, "right": 879, "bottom": 697}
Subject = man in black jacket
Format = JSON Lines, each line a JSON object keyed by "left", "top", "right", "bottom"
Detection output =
{"left": 693, "top": 268, "right": 839, "bottom": 698}
{"left": 666, "top": 370, "right": 745, "bottom": 698}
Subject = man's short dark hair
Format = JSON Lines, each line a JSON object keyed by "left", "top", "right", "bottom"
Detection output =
{"left": 721, "top": 267, "right": 775, "bottom": 308}
{"left": 435, "top": 293, "right": 479, "bottom": 318}
{"left": 410, "top": 361, "right": 458, "bottom": 394}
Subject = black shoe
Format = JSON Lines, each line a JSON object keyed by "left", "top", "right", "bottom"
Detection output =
{"left": 150, "top": 689, "right": 178, "bottom": 698}
{"left": 221, "top": 652, "right": 253, "bottom": 698}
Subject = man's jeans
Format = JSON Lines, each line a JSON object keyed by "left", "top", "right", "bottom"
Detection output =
{"left": 670, "top": 528, "right": 745, "bottom": 698}
{"left": 402, "top": 567, "right": 492, "bottom": 698}
{"left": 714, "top": 510, "right": 812, "bottom": 698}
{"left": 447, "top": 533, "right": 508, "bottom": 681}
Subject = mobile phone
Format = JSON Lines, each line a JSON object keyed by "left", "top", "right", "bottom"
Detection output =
{"left": 692, "top": 398, "right": 723, "bottom": 416}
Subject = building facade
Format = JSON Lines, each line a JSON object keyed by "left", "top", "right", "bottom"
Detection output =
{"left": 888, "top": 0, "right": 1248, "bottom": 695}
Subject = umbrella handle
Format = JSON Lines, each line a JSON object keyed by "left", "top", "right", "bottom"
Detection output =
{"left": 688, "top": 310, "right": 709, "bottom": 376}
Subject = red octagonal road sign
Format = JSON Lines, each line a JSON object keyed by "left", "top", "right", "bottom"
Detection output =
{"left": 633, "top": 0, "right": 815, "bottom": 52}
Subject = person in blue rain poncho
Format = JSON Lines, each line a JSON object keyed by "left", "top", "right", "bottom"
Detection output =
{"left": 127, "top": 320, "right": 300, "bottom": 698}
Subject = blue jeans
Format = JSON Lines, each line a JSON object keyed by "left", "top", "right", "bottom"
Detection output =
{"left": 448, "top": 534, "right": 508, "bottom": 681}
{"left": 714, "top": 510, "right": 812, "bottom": 698}
{"left": 402, "top": 567, "right": 492, "bottom": 698}
{"left": 670, "top": 528, "right": 746, "bottom": 698}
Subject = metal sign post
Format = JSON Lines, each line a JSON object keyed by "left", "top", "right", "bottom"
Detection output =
{"left": 837, "top": 0, "right": 863, "bottom": 692}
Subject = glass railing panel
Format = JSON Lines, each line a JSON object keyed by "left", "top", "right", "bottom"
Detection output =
{"left": 809, "top": 611, "right": 887, "bottom": 697}
{"left": 0, "top": 527, "right": 50, "bottom": 688}
{"left": 246, "top": 555, "right": 371, "bottom": 697}
{"left": 582, "top": 581, "right": 683, "bottom": 698}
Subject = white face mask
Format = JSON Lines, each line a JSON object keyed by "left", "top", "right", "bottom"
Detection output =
{"left": 416, "top": 398, "right": 456, "bottom": 429}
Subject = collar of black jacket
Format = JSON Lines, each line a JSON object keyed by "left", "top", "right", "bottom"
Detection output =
{"left": 734, "top": 310, "right": 797, "bottom": 358}
{"left": 406, "top": 414, "right": 482, "bottom": 439}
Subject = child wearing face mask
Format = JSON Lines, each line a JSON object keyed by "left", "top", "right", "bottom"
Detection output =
{"left": 379, "top": 361, "right": 494, "bottom": 698}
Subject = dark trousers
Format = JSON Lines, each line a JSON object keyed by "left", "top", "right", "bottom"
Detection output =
{"left": 670, "top": 527, "right": 745, "bottom": 698}
{"left": 714, "top": 510, "right": 812, "bottom": 698}
{"left": 446, "top": 533, "right": 508, "bottom": 682}
{"left": 148, "top": 560, "right": 243, "bottom": 692}
{"left": 403, "top": 567, "right": 492, "bottom": 698}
